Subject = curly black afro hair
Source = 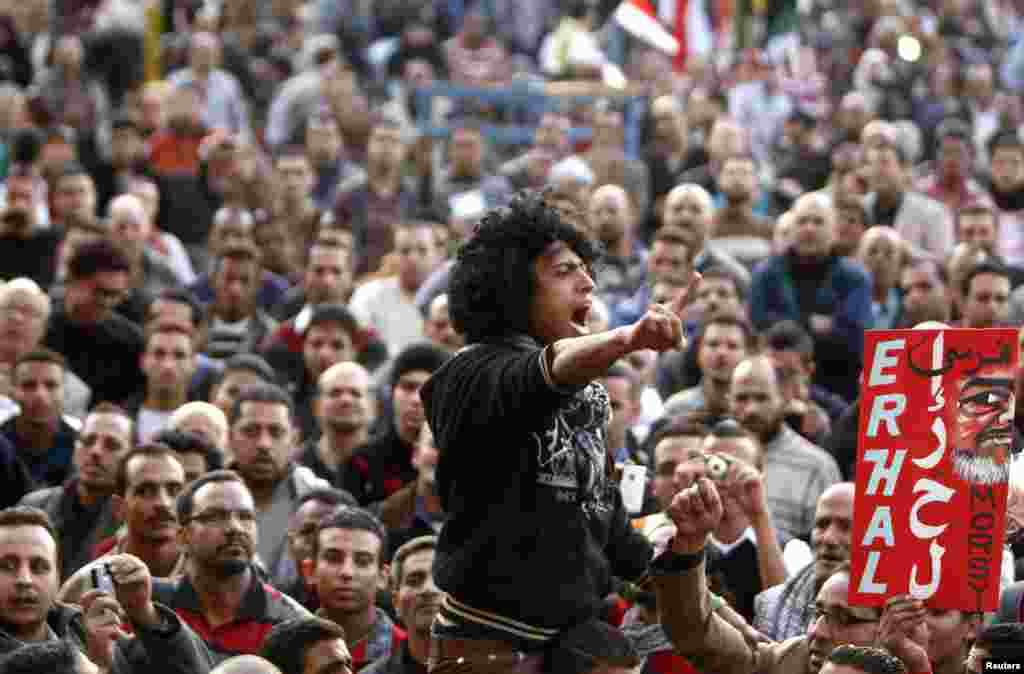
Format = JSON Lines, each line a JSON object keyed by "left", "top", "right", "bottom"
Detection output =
{"left": 449, "top": 191, "right": 602, "bottom": 344}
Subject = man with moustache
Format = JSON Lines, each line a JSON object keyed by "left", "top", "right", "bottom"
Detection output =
{"left": 652, "top": 478, "right": 933, "bottom": 674}
{"left": 151, "top": 470, "right": 309, "bottom": 660}
{"left": 729, "top": 356, "right": 842, "bottom": 542}
{"left": 228, "top": 385, "right": 330, "bottom": 589}
{"left": 58, "top": 444, "right": 189, "bottom": 601}
{"left": 754, "top": 482, "right": 855, "bottom": 641}
{"left": 20, "top": 404, "right": 134, "bottom": 580}
{"left": 950, "top": 349, "right": 1017, "bottom": 485}
{"left": 363, "top": 536, "right": 442, "bottom": 674}
{"left": 298, "top": 361, "right": 374, "bottom": 486}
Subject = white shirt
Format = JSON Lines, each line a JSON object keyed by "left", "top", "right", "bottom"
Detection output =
{"left": 349, "top": 276, "right": 425, "bottom": 357}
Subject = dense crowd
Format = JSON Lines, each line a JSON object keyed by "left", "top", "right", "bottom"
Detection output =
{"left": 3, "top": 0, "right": 1024, "bottom": 673}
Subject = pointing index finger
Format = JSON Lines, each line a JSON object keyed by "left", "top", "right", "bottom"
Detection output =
{"left": 670, "top": 271, "right": 702, "bottom": 318}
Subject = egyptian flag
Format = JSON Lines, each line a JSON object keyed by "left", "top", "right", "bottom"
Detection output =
{"left": 615, "top": 0, "right": 724, "bottom": 72}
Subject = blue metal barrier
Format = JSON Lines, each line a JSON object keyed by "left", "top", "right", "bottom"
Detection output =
{"left": 413, "top": 83, "right": 648, "bottom": 159}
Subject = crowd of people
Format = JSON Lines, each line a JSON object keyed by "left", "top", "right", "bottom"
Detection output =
{"left": 2, "top": 0, "right": 1024, "bottom": 673}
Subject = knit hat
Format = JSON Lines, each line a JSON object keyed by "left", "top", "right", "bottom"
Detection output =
{"left": 390, "top": 342, "right": 451, "bottom": 389}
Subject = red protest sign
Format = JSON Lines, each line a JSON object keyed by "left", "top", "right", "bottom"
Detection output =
{"left": 849, "top": 329, "right": 1019, "bottom": 612}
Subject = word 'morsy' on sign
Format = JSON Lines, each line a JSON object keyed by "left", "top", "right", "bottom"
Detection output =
{"left": 849, "top": 329, "right": 1016, "bottom": 612}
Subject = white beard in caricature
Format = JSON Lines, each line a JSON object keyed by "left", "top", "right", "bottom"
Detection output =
{"left": 952, "top": 447, "right": 1010, "bottom": 485}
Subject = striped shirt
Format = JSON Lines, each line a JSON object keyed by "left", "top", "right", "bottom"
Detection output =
{"left": 761, "top": 424, "right": 842, "bottom": 541}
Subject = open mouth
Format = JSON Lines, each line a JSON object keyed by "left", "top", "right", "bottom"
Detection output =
{"left": 571, "top": 306, "right": 590, "bottom": 331}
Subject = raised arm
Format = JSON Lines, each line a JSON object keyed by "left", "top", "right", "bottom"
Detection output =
{"left": 548, "top": 273, "right": 699, "bottom": 388}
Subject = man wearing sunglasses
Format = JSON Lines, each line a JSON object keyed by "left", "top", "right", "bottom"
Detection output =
{"left": 652, "top": 477, "right": 932, "bottom": 674}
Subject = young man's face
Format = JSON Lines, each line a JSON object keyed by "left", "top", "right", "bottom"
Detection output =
{"left": 393, "top": 371, "right": 430, "bottom": 445}
{"left": 74, "top": 412, "right": 134, "bottom": 494}
{"left": 231, "top": 401, "right": 294, "bottom": 489}
{"left": 698, "top": 323, "right": 747, "bottom": 385}
{"left": 312, "top": 527, "right": 384, "bottom": 615}
{"left": 653, "top": 436, "right": 704, "bottom": 510}
{"left": 141, "top": 331, "right": 195, "bottom": 397}
{"left": 961, "top": 272, "right": 1010, "bottom": 329}
{"left": 527, "top": 242, "right": 596, "bottom": 345}
{"left": 0, "top": 525, "right": 59, "bottom": 639}
{"left": 12, "top": 360, "right": 64, "bottom": 426}
{"left": 303, "top": 322, "right": 354, "bottom": 380}
{"left": 693, "top": 277, "right": 741, "bottom": 318}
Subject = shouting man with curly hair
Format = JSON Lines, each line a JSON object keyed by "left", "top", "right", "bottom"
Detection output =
{"left": 420, "top": 192, "right": 699, "bottom": 674}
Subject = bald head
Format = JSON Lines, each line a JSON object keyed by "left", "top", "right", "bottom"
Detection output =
{"left": 662, "top": 183, "right": 712, "bottom": 249}
{"left": 588, "top": 184, "right": 634, "bottom": 248}
{"left": 651, "top": 95, "right": 683, "bottom": 118}
{"left": 731, "top": 355, "right": 777, "bottom": 387}
{"left": 108, "top": 193, "right": 148, "bottom": 225}
{"left": 169, "top": 401, "right": 229, "bottom": 450}
{"left": 812, "top": 482, "right": 855, "bottom": 585}
{"left": 211, "top": 656, "right": 282, "bottom": 674}
{"left": 729, "top": 356, "right": 784, "bottom": 441}
{"left": 317, "top": 361, "right": 374, "bottom": 434}
{"left": 318, "top": 361, "right": 370, "bottom": 390}
{"left": 108, "top": 193, "right": 152, "bottom": 260}
{"left": 791, "top": 193, "right": 836, "bottom": 259}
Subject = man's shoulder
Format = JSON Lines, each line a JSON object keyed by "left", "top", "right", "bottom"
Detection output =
{"left": 20, "top": 484, "right": 63, "bottom": 511}
{"left": 261, "top": 580, "right": 314, "bottom": 621}
{"left": 778, "top": 426, "right": 841, "bottom": 471}
{"left": 102, "top": 313, "right": 145, "bottom": 345}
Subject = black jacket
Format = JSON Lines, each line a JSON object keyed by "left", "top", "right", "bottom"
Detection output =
{"left": 421, "top": 336, "right": 651, "bottom": 635}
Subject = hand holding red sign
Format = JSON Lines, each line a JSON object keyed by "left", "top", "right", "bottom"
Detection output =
{"left": 874, "top": 595, "right": 930, "bottom": 674}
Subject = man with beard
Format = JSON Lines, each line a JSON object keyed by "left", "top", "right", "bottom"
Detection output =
{"left": 729, "top": 356, "right": 842, "bottom": 542}
{"left": 270, "top": 149, "right": 322, "bottom": 269}
{"left": 151, "top": 469, "right": 309, "bottom": 660}
{"left": 20, "top": 404, "right": 134, "bottom": 580}
{"left": 228, "top": 385, "right": 330, "bottom": 589}
{"left": 0, "top": 164, "right": 59, "bottom": 287}
{"left": 344, "top": 343, "right": 450, "bottom": 506}
{"left": 271, "top": 234, "right": 354, "bottom": 324}
{"left": 856, "top": 227, "right": 907, "bottom": 330}
{"left": 59, "top": 444, "right": 188, "bottom": 601}
{"left": 2, "top": 349, "right": 79, "bottom": 488}
{"left": 363, "top": 536, "right": 441, "bottom": 674}
{"left": 750, "top": 193, "right": 872, "bottom": 402}
{"left": 653, "top": 478, "right": 932, "bottom": 674}
{"left": 754, "top": 482, "right": 855, "bottom": 641}
{"left": 712, "top": 153, "right": 773, "bottom": 242}
{"left": 589, "top": 185, "right": 648, "bottom": 314}
{"left": 298, "top": 361, "right": 373, "bottom": 486}
{"left": 133, "top": 327, "right": 198, "bottom": 443}
{"left": 988, "top": 130, "right": 1024, "bottom": 266}
{"left": 951, "top": 351, "right": 1017, "bottom": 485}
{"left": 306, "top": 507, "right": 406, "bottom": 672}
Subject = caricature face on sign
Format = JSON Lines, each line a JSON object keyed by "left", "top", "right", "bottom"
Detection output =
{"left": 953, "top": 361, "right": 1016, "bottom": 485}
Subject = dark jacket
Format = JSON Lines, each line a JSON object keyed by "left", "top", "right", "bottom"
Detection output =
{"left": 0, "top": 601, "right": 214, "bottom": 674}
{"left": 421, "top": 336, "right": 651, "bottom": 636}
{"left": 1, "top": 415, "right": 79, "bottom": 488}
{"left": 343, "top": 424, "right": 418, "bottom": 507}
{"left": 750, "top": 253, "right": 872, "bottom": 402}
{"left": 42, "top": 301, "right": 146, "bottom": 406}
{"left": 20, "top": 480, "right": 120, "bottom": 581}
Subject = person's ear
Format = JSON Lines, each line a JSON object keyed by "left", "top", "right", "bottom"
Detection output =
{"left": 302, "top": 557, "right": 316, "bottom": 584}
{"left": 378, "top": 563, "right": 391, "bottom": 592}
